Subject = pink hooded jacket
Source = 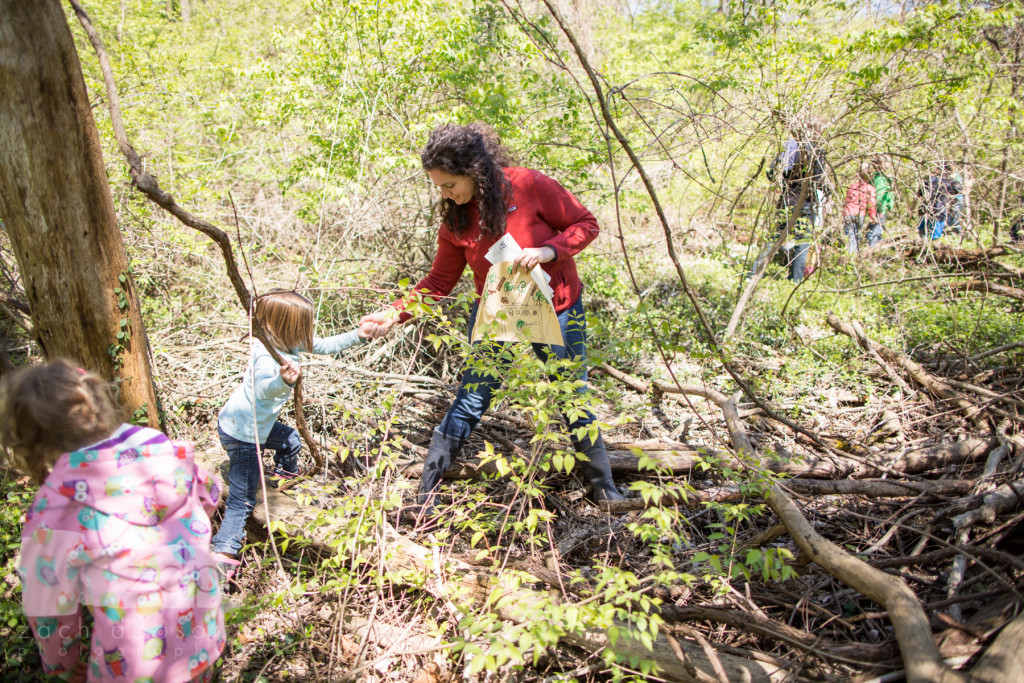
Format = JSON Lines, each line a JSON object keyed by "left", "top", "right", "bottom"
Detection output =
{"left": 18, "top": 424, "right": 224, "bottom": 682}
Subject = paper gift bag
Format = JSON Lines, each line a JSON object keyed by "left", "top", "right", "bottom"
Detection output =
{"left": 470, "top": 261, "right": 564, "bottom": 346}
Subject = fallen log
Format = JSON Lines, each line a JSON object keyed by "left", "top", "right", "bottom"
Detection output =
{"left": 970, "top": 341, "right": 1024, "bottom": 363}
{"left": 942, "top": 378, "right": 1024, "bottom": 410}
{"left": 950, "top": 279, "right": 1024, "bottom": 303}
{"left": 599, "top": 477, "right": 978, "bottom": 513}
{"left": 968, "top": 610, "right": 1024, "bottom": 682}
{"left": 658, "top": 605, "right": 897, "bottom": 664}
{"left": 826, "top": 312, "right": 986, "bottom": 426}
{"left": 913, "top": 244, "right": 1015, "bottom": 268}
{"left": 783, "top": 478, "right": 974, "bottom": 498}
{"left": 401, "top": 439, "right": 994, "bottom": 482}
{"left": 952, "top": 479, "right": 1024, "bottom": 530}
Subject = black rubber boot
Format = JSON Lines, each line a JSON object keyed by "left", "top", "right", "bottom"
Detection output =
{"left": 575, "top": 433, "right": 625, "bottom": 503}
{"left": 416, "top": 429, "right": 464, "bottom": 515}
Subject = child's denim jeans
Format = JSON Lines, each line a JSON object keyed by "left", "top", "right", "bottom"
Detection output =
{"left": 211, "top": 422, "right": 301, "bottom": 555}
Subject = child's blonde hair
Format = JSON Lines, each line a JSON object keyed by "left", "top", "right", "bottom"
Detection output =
{"left": 255, "top": 289, "right": 315, "bottom": 353}
{"left": 0, "top": 359, "right": 123, "bottom": 484}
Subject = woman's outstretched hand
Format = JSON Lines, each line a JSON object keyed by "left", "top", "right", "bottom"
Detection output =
{"left": 515, "top": 246, "right": 556, "bottom": 270}
{"left": 359, "top": 310, "right": 398, "bottom": 338}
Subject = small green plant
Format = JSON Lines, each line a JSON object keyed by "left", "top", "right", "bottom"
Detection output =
{"left": 129, "top": 404, "right": 150, "bottom": 426}
{"left": 108, "top": 270, "right": 133, "bottom": 370}
{"left": 0, "top": 474, "right": 42, "bottom": 681}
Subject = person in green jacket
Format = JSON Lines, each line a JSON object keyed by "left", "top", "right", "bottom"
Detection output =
{"left": 867, "top": 158, "right": 894, "bottom": 246}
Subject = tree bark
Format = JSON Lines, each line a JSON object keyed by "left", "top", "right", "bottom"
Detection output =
{"left": 725, "top": 178, "right": 809, "bottom": 342}
{"left": 969, "top": 610, "right": 1024, "bottom": 682}
{"left": 0, "top": 0, "right": 159, "bottom": 426}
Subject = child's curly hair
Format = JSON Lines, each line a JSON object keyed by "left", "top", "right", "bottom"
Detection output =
{"left": 0, "top": 359, "right": 123, "bottom": 484}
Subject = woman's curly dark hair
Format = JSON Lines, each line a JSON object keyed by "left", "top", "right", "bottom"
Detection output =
{"left": 421, "top": 123, "right": 514, "bottom": 239}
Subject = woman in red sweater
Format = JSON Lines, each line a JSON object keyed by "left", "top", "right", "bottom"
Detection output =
{"left": 361, "top": 123, "right": 624, "bottom": 515}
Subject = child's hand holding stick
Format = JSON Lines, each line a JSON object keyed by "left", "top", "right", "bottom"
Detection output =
{"left": 279, "top": 361, "right": 301, "bottom": 385}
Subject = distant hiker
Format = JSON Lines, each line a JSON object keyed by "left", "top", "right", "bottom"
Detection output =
{"left": 842, "top": 163, "right": 877, "bottom": 255}
{"left": 3, "top": 360, "right": 224, "bottom": 683}
{"left": 360, "top": 122, "right": 625, "bottom": 519}
{"left": 867, "top": 159, "right": 894, "bottom": 246}
{"left": 1010, "top": 194, "right": 1024, "bottom": 243}
{"left": 917, "top": 165, "right": 962, "bottom": 241}
{"left": 212, "top": 290, "right": 372, "bottom": 566}
{"left": 948, "top": 170, "right": 967, "bottom": 235}
{"left": 759, "top": 116, "right": 831, "bottom": 282}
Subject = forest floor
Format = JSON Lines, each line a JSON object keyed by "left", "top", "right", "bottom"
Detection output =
{"left": 158, "top": 233, "right": 1024, "bottom": 680}
{"left": 2, "top": 223, "right": 1023, "bottom": 683}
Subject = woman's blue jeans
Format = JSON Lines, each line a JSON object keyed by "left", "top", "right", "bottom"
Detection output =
{"left": 211, "top": 422, "right": 301, "bottom": 555}
{"left": 437, "top": 295, "right": 596, "bottom": 448}
{"left": 752, "top": 215, "right": 813, "bottom": 283}
{"left": 844, "top": 215, "right": 866, "bottom": 255}
{"left": 866, "top": 212, "right": 886, "bottom": 246}
{"left": 918, "top": 217, "right": 946, "bottom": 240}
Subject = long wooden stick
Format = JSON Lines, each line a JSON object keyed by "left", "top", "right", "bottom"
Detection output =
{"left": 725, "top": 179, "right": 810, "bottom": 341}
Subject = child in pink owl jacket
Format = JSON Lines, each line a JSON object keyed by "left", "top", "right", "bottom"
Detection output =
{"left": 6, "top": 361, "right": 224, "bottom": 682}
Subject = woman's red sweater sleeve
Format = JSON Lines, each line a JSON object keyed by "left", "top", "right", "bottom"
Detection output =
{"left": 391, "top": 229, "right": 467, "bottom": 321}
{"left": 532, "top": 172, "right": 600, "bottom": 262}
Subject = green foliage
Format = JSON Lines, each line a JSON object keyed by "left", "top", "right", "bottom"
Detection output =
{"left": 0, "top": 475, "right": 41, "bottom": 682}
{"left": 29, "top": 0, "right": 1023, "bottom": 679}
{"left": 107, "top": 270, "right": 134, "bottom": 369}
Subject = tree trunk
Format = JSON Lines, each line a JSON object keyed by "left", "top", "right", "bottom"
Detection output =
{"left": 0, "top": 0, "right": 159, "bottom": 427}
{"left": 181, "top": 0, "right": 191, "bottom": 23}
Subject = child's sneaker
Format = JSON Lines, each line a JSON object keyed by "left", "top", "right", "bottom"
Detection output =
{"left": 212, "top": 552, "right": 240, "bottom": 586}
{"left": 266, "top": 466, "right": 301, "bottom": 488}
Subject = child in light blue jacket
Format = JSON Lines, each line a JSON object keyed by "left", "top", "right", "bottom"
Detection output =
{"left": 212, "top": 289, "right": 370, "bottom": 561}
